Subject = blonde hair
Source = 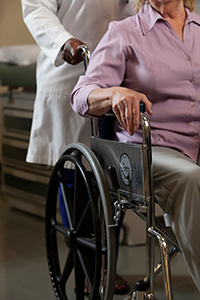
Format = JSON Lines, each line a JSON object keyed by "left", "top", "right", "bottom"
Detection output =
{"left": 184, "top": 0, "right": 194, "bottom": 11}
{"left": 134, "top": 0, "right": 194, "bottom": 14}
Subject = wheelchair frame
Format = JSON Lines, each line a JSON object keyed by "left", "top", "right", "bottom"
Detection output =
{"left": 90, "top": 111, "right": 181, "bottom": 300}
{"left": 45, "top": 46, "right": 181, "bottom": 300}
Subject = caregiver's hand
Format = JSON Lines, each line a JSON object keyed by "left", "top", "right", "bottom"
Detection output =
{"left": 62, "top": 38, "right": 85, "bottom": 65}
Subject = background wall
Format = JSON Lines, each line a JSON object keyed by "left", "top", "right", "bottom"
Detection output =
{"left": 0, "top": 0, "right": 35, "bottom": 47}
{"left": 195, "top": 0, "right": 200, "bottom": 12}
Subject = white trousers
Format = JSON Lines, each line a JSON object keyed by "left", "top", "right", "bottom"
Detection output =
{"left": 152, "top": 147, "right": 200, "bottom": 292}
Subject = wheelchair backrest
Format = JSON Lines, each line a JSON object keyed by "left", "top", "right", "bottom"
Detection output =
{"left": 98, "top": 115, "right": 116, "bottom": 140}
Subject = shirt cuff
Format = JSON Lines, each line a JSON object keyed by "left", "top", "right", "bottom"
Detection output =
{"left": 71, "top": 85, "right": 100, "bottom": 116}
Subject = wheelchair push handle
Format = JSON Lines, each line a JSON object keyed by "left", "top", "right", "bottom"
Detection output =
{"left": 77, "top": 44, "right": 91, "bottom": 71}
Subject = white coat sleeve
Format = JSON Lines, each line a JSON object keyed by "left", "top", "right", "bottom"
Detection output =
{"left": 21, "top": 0, "right": 74, "bottom": 66}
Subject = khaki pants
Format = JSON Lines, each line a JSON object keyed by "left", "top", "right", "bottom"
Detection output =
{"left": 152, "top": 147, "right": 200, "bottom": 292}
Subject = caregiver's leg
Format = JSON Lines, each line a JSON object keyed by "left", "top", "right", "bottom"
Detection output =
{"left": 152, "top": 146, "right": 200, "bottom": 292}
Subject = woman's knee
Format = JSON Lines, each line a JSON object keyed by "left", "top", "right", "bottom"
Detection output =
{"left": 180, "top": 165, "right": 200, "bottom": 186}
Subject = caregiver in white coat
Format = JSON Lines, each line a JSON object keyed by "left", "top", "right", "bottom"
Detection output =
{"left": 21, "top": 0, "right": 135, "bottom": 166}
{"left": 21, "top": 0, "right": 135, "bottom": 295}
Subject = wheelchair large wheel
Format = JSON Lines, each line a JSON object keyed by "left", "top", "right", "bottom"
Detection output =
{"left": 45, "top": 143, "right": 116, "bottom": 300}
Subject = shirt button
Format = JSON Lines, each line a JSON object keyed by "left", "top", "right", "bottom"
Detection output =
{"left": 190, "top": 102, "right": 195, "bottom": 107}
{"left": 194, "top": 135, "right": 199, "bottom": 140}
{"left": 189, "top": 77, "right": 195, "bottom": 83}
{"left": 186, "top": 56, "right": 191, "bottom": 61}
{"left": 187, "top": 122, "right": 192, "bottom": 127}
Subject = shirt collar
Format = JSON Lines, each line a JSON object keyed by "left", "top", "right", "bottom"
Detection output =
{"left": 138, "top": 2, "right": 165, "bottom": 35}
{"left": 185, "top": 7, "right": 200, "bottom": 26}
{"left": 138, "top": 2, "right": 200, "bottom": 36}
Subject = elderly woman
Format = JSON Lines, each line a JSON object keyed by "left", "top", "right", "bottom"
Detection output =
{"left": 71, "top": 0, "right": 200, "bottom": 292}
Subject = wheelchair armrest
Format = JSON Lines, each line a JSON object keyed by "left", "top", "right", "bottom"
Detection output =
{"left": 140, "top": 102, "right": 145, "bottom": 113}
{"left": 98, "top": 102, "right": 146, "bottom": 140}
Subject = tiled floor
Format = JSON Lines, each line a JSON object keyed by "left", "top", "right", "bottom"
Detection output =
{"left": 0, "top": 192, "right": 199, "bottom": 300}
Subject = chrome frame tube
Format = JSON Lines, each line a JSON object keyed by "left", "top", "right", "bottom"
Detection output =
{"left": 79, "top": 45, "right": 99, "bottom": 138}
{"left": 140, "top": 113, "right": 155, "bottom": 295}
{"left": 148, "top": 227, "right": 174, "bottom": 300}
{"left": 154, "top": 246, "right": 179, "bottom": 278}
{"left": 91, "top": 118, "right": 99, "bottom": 138}
{"left": 78, "top": 44, "right": 91, "bottom": 71}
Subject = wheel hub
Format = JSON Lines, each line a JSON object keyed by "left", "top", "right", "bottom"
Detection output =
{"left": 65, "top": 229, "right": 75, "bottom": 248}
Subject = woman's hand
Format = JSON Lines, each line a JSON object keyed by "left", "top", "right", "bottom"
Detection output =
{"left": 110, "top": 87, "right": 152, "bottom": 136}
{"left": 62, "top": 38, "right": 85, "bottom": 65}
{"left": 87, "top": 87, "right": 152, "bottom": 136}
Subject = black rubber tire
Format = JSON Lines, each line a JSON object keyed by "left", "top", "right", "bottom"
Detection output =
{"left": 45, "top": 143, "right": 116, "bottom": 300}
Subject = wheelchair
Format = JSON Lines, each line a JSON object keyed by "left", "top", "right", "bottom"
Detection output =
{"left": 45, "top": 46, "right": 181, "bottom": 300}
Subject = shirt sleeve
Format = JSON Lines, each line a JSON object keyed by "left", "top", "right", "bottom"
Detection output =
{"left": 71, "top": 21, "right": 127, "bottom": 116}
{"left": 21, "top": 0, "right": 74, "bottom": 66}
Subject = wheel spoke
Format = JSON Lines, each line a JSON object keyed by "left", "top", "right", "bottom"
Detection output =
{"left": 54, "top": 223, "right": 68, "bottom": 235}
{"left": 59, "top": 170, "right": 74, "bottom": 229}
{"left": 76, "top": 237, "right": 107, "bottom": 254}
{"left": 74, "top": 251, "right": 85, "bottom": 300}
{"left": 60, "top": 248, "right": 74, "bottom": 288}
{"left": 77, "top": 246, "right": 102, "bottom": 299}
{"left": 76, "top": 201, "right": 93, "bottom": 235}
{"left": 76, "top": 248, "right": 95, "bottom": 293}
{"left": 73, "top": 166, "right": 87, "bottom": 228}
